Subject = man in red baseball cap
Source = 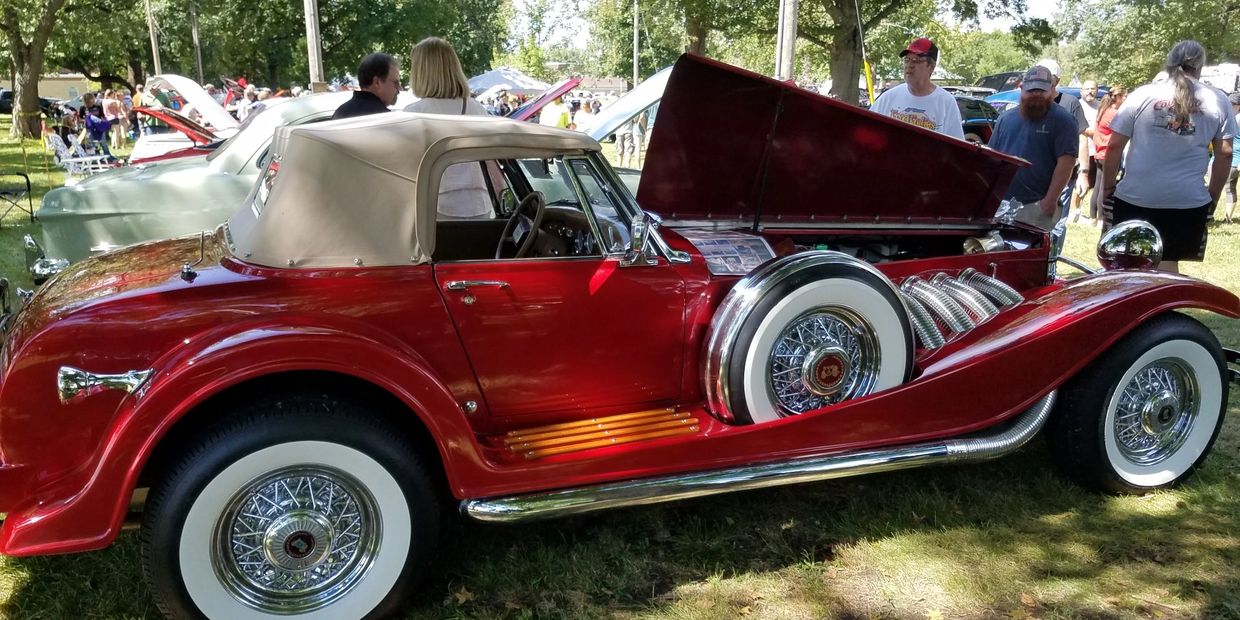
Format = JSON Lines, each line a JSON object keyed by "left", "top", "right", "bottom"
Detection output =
{"left": 869, "top": 37, "right": 964, "bottom": 139}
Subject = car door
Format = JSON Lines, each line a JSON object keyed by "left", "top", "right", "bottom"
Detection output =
{"left": 434, "top": 156, "right": 687, "bottom": 418}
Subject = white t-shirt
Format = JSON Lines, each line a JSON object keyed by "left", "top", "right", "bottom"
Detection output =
{"left": 404, "top": 96, "right": 495, "bottom": 219}
{"left": 1111, "top": 78, "right": 1237, "bottom": 208}
{"left": 1081, "top": 98, "right": 1099, "bottom": 156}
{"left": 869, "top": 84, "right": 965, "bottom": 139}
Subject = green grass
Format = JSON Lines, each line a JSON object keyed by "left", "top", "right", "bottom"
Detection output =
{"left": 1, "top": 119, "right": 1238, "bottom": 619}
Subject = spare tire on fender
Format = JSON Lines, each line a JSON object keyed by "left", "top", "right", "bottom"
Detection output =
{"left": 704, "top": 251, "right": 915, "bottom": 424}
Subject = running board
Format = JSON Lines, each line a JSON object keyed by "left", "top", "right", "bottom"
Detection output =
{"left": 462, "top": 391, "right": 1057, "bottom": 523}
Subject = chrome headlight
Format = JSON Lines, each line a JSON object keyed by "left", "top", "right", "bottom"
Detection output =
{"left": 1098, "top": 220, "right": 1162, "bottom": 270}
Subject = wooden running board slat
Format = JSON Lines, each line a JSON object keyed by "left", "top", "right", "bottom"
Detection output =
{"left": 504, "top": 407, "right": 675, "bottom": 438}
{"left": 507, "top": 418, "right": 698, "bottom": 450}
{"left": 521, "top": 424, "right": 700, "bottom": 460}
{"left": 503, "top": 410, "right": 690, "bottom": 445}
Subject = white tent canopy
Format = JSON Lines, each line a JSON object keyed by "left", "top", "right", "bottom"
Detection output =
{"left": 468, "top": 68, "right": 550, "bottom": 96}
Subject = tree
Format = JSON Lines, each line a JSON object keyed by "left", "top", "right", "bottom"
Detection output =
{"left": 2, "top": 0, "right": 69, "bottom": 137}
{"left": 1062, "top": 0, "right": 1240, "bottom": 89}
{"left": 789, "top": 0, "right": 1054, "bottom": 105}
{"left": 584, "top": 0, "right": 687, "bottom": 84}
{"left": 47, "top": 0, "right": 149, "bottom": 92}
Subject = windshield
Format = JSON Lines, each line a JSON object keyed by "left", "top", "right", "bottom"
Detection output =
{"left": 205, "top": 103, "right": 282, "bottom": 165}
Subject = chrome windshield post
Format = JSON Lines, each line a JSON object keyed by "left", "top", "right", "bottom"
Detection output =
{"left": 620, "top": 212, "right": 660, "bottom": 267}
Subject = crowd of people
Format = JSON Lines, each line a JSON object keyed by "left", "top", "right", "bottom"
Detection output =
{"left": 869, "top": 36, "right": 1238, "bottom": 273}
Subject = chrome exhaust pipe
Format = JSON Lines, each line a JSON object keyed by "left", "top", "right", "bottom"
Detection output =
{"left": 462, "top": 391, "right": 1056, "bottom": 523}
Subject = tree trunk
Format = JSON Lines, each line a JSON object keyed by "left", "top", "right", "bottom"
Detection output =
{"left": 686, "top": 17, "right": 708, "bottom": 56}
{"left": 128, "top": 56, "right": 145, "bottom": 90}
{"left": 10, "top": 54, "right": 46, "bottom": 138}
{"left": 827, "top": 23, "right": 862, "bottom": 106}
{"left": 3, "top": 0, "right": 69, "bottom": 137}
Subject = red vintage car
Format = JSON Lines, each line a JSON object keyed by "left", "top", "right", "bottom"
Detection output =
{"left": 0, "top": 55, "right": 1236, "bottom": 618}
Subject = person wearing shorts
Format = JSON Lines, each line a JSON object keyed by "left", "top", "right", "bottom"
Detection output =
{"left": 1096, "top": 40, "right": 1237, "bottom": 272}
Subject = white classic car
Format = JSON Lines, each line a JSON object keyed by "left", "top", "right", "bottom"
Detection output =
{"left": 27, "top": 91, "right": 408, "bottom": 281}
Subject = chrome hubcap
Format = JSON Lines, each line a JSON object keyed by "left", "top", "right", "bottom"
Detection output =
{"left": 768, "top": 308, "right": 880, "bottom": 415}
{"left": 1114, "top": 359, "right": 1199, "bottom": 465}
{"left": 214, "top": 467, "right": 380, "bottom": 613}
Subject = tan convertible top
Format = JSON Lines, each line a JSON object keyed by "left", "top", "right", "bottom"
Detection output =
{"left": 226, "top": 111, "right": 600, "bottom": 268}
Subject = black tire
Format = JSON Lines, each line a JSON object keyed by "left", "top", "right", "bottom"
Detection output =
{"left": 724, "top": 260, "right": 914, "bottom": 424}
{"left": 141, "top": 394, "right": 440, "bottom": 619}
{"left": 1047, "top": 313, "right": 1229, "bottom": 494}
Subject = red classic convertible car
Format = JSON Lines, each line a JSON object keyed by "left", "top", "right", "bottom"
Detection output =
{"left": 0, "top": 55, "right": 1236, "bottom": 619}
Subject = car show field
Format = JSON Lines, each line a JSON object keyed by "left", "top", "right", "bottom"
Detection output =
{"left": 0, "top": 51, "right": 1237, "bottom": 618}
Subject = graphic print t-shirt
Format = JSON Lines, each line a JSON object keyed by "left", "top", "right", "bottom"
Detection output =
{"left": 869, "top": 84, "right": 965, "bottom": 139}
{"left": 1111, "top": 78, "right": 1237, "bottom": 208}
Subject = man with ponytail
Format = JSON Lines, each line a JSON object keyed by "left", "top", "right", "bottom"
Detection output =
{"left": 1096, "top": 40, "right": 1237, "bottom": 272}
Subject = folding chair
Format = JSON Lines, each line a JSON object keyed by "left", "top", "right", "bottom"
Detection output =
{"left": 0, "top": 172, "right": 34, "bottom": 225}
{"left": 44, "top": 133, "right": 114, "bottom": 185}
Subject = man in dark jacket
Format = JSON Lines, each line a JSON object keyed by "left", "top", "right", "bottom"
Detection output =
{"left": 332, "top": 53, "right": 400, "bottom": 120}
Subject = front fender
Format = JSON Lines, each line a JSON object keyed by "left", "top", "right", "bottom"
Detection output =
{"left": 925, "top": 270, "right": 1239, "bottom": 382}
{"left": 0, "top": 318, "right": 480, "bottom": 556}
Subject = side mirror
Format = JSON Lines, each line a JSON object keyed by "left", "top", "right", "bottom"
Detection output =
{"left": 621, "top": 212, "right": 660, "bottom": 267}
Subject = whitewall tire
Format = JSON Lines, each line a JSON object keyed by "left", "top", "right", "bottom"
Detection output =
{"left": 142, "top": 395, "right": 440, "bottom": 619}
{"left": 1048, "top": 313, "right": 1229, "bottom": 493}
{"left": 708, "top": 253, "right": 914, "bottom": 425}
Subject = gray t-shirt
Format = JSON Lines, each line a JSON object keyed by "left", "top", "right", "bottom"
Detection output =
{"left": 1111, "top": 78, "right": 1238, "bottom": 208}
{"left": 989, "top": 104, "right": 1079, "bottom": 203}
{"left": 1055, "top": 92, "right": 1089, "bottom": 135}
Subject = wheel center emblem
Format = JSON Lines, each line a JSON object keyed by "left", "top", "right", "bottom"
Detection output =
{"left": 284, "top": 531, "right": 316, "bottom": 559}
{"left": 802, "top": 346, "right": 852, "bottom": 397}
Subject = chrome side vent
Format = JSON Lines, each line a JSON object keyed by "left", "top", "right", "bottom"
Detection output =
{"left": 900, "top": 292, "right": 947, "bottom": 350}
{"left": 900, "top": 269, "right": 1025, "bottom": 349}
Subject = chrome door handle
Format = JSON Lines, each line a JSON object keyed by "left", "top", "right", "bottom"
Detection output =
{"left": 445, "top": 280, "right": 510, "bottom": 291}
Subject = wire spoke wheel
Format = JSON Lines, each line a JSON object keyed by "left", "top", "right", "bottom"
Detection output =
{"left": 214, "top": 466, "right": 381, "bottom": 614}
{"left": 767, "top": 308, "right": 880, "bottom": 415}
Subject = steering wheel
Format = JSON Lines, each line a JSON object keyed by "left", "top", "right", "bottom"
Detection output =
{"left": 495, "top": 191, "right": 546, "bottom": 259}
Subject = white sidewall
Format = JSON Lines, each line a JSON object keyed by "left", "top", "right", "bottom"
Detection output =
{"left": 742, "top": 278, "right": 908, "bottom": 423}
{"left": 1102, "top": 339, "right": 1223, "bottom": 487}
{"left": 179, "top": 441, "right": 412, "bottom": 620}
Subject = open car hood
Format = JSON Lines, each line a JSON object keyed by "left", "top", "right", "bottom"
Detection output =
{"left": 637, "top": 55, "right": 1027, "bottom": 227}
{"left": 588, "top": 67, "right": 672, "bottom": 141}
{"left": 147, "top": 74, "right": 239, "bottom": 133}
{"left": 134, "top": 107, "right": 217, "bottom": 145}
{"left": 508, "top": 77, "right": 581, "bottom": 121}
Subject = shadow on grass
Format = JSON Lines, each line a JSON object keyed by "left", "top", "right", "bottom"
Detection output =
{"left": 1, "top": 422, "right": 1237, "bottom": 619}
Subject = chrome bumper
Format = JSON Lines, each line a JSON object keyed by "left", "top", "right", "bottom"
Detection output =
{"left": 23, "top": 235, "right": 69, "bottom": 284}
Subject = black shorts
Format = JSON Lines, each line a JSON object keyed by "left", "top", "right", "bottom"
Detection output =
{"left": 1084, "top": 156, "right": 1096, "bottom": 187}
{"left": 1111, "top": 197, "right": 1210, "bottom": 262}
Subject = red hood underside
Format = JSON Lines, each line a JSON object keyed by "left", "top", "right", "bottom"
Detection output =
{"left": 637, "top": 55, "right": 1027, "bottom": 226}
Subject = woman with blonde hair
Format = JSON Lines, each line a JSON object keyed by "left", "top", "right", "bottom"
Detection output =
{"left": 1095, "top": 40, "right": 1237, "bottom": 272}
{"left": 404, "top": 37, "right": 494, "bottom": 218}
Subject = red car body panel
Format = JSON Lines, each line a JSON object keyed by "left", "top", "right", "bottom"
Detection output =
{"left": 0, "top": 230, "right": 1237, "bottom": 556}
{"left": 638, "top": 55, "right": 1026, "bottom": 226}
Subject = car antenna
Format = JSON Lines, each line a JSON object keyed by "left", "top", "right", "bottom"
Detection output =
{"left": 181, "top": 231, "right": 206, "bottom": 282}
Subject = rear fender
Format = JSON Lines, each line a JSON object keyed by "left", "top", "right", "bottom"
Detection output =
{"left": 0, "top": 320, "right": 479, "bottom": 556}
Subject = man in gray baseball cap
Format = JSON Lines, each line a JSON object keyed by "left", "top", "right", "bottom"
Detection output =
{"left": 987, "top": 64, "right": 1080, "bottom": 216}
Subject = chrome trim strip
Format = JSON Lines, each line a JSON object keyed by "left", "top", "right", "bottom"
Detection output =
{"left": 664, "top": 220, "right": 994, "bottom": 232}
{"left": 462, "top": 391, "right": 1056, "bottom": 522}
{"left": 703, "top": 251, "right": 907, "bottom": 422}
{"left": 57, "top": 366, "right": 154, "bottom": 404}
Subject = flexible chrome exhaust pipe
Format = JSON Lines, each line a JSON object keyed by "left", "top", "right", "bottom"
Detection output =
{"left": 462, "top": 391, "right": 1056, "bottom": 523}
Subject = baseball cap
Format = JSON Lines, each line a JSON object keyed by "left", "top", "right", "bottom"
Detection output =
{"left": 1035, "top": 59, "right": 1061, "bottom": 78}
{"left": 899, "top": 37, "right": 939, "bottom": 62}
{"left": 1021, "top": 65, "right": 1054, "bottom": 92}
